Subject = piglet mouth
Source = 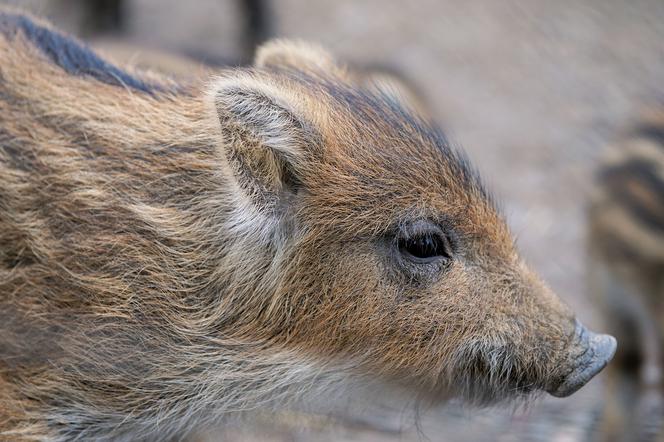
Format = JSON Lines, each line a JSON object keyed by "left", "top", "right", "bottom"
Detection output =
{"left": 547, "top": 321, "right": 617, "bottom": 398}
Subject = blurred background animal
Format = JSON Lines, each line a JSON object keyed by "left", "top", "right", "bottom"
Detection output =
{"left": 589, "top": 109, "right": 664, "bottom": 442}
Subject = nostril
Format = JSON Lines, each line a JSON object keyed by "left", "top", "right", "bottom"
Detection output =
{"left": 547, "top": 323, "right": 617, "bottom": 398}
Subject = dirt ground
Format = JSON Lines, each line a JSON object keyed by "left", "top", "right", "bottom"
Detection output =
{"left": 3, "top": 1, "right": 664, "bottom": 440}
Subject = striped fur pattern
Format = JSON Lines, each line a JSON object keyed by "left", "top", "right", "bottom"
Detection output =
{"left": 1, "top": 10, "right": 591, "bottom": 441}
{"left": 589, "top": 112, "right": 664, "bottom": 441}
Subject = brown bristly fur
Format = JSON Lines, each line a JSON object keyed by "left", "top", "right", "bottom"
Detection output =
{"left": 1, "top": 10, "right": 591, "bottom": 441}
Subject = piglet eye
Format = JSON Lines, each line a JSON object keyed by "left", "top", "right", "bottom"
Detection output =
{"left": 398, "top": 233, "right": 451, "bottom": 263}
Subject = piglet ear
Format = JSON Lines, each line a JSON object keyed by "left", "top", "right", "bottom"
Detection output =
{"left": 255, "top": 39, "right": 348, "bottom": 78}
{"left": 211, "top": 75, "right": 315, "bottom": 212}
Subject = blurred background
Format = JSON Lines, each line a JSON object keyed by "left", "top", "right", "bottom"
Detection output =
{"left": 3, "top": 1, "right": 663, "bottom": 440}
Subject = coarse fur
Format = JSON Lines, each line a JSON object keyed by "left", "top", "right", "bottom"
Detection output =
{"left": 1, "top": 10, "right": 588, "bottom": 441}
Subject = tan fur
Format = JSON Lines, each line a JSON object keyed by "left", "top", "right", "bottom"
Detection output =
{"left": 1, "top": 10, "right": 596, "bottom": 441}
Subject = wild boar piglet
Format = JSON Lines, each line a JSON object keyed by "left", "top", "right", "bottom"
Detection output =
{"left": 0, "top": 11, "right": 615, "bottom": 441}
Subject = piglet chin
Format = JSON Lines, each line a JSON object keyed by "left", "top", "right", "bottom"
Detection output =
{"left": 547, "top": 321, "right": 617, "bottom": 398}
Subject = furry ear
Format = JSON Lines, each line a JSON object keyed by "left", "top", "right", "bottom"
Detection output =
{"left": 255, "top": 39, "right": 347, "bottom": 77}
{"left": 212, "top": 76, "right": 315, "bottom": 212}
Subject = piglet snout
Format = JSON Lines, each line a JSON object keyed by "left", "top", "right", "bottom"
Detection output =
{"left": 548, "top": 321, "right": 617, "bottom": 398}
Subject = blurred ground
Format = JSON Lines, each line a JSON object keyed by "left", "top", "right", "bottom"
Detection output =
{"left": 4, "top": 0, "right": 664, "bottom": 440}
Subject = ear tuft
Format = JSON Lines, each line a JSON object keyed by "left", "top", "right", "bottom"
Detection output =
{"left": 255, "top": 39, "right": 346, "bottom": 77}
{"left": 214, "top": 78, "right": 307, "bottom": 162}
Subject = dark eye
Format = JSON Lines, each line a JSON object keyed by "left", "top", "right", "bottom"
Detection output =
{"left": 398, "top": 233, "right": 451, "bottom": 263}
